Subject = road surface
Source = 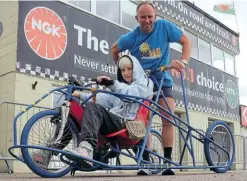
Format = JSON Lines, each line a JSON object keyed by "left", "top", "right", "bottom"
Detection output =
{"left": 1, "top": 171, "right": 247, "bottom": 181}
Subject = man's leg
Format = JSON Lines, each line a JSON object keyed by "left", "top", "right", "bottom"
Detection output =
{"left": 157, "top": 87, "right": 176, "bottom": 175}
{"left": 158, "top": 97, "right": 175, "bottom": 158}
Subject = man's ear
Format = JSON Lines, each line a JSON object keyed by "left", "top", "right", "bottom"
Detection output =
{"left": 135, "top": 15, "right": 139, "bottom": 22}
{"left": 155, "top": 13, "right": 157, "bottom": 20}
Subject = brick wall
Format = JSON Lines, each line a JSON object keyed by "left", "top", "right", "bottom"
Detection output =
{"left": 0, "top": 1, "right": 18, "bottom": 172}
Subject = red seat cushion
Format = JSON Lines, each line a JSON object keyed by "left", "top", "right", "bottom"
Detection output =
{"left": 70, "top": 101, "right": 84, "bottom": 126}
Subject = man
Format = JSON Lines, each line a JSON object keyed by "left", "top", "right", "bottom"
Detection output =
{"left": 111, "top": 1, "right": 191, "bottom": 175}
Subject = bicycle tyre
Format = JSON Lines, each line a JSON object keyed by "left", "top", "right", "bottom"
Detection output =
{"left": 204, "top": 120, "right": 235, "bottom": 173}
{"left": 21, "top": 110, "right": 80, "bottom": 178}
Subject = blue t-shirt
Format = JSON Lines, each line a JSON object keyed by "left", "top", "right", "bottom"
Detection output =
{"left": 117, "top": 19, "right": 183, "bottom": 87}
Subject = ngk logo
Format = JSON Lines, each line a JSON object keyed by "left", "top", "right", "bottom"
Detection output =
{"left": 24, "top": 7, "right": 67, "bottom": 60}
{"left": 32, "top": 18, "right": 61, "bottom": 37}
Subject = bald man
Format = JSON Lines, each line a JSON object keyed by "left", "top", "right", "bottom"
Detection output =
{"left": 112, "top": 2, "right": 191, "bottom": 176}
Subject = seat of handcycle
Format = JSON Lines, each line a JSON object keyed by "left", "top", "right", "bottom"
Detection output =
{"left": 70, "top": 100, "right": 150, "bottom": 147}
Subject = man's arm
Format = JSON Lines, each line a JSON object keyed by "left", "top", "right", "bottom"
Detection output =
{"left": 111, "top": 41, "right": 121, "bottom": 64}
{"left": 179, "top": 34, "right": 192, "bottom": 63}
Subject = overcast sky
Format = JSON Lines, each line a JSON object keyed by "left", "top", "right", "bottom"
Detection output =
{"left": 190, "top": 0, "right": 247, "bottom": 105}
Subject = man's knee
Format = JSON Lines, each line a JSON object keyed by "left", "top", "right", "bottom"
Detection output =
{"left": 158, "top": 97, "right": 175, "bottom": 126}
{"left": 160, "top": 110, "right": 174, "bottom": 120}
{"left": 162, "top": 117, "right": 174, "bottom": 127}
{"left": 162, "top": 120, "right": 174, "bottom": 127}
{"left": 161, "top": 112, "right": 174, "bottom": 126}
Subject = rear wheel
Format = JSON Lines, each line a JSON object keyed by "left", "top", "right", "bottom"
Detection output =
{"left": 21, "top": 110, "right": 80, "bottom": 178}
{"left": 204, "top": 121, "right": 235, "bottom": 173}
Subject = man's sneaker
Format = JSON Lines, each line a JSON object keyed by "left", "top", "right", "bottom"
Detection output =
{"left": 65, "top": 141, "right": 94, "bottom": 168}
{"left": 161, "top": 162, "right": 175, "bottom": 175}
{"left": 161, "top": 168, "right": 175, "bottom": 175}
{"left": 32, "top": 150, "right": 52, "bottom": 169}
{"left": 137, "top": 169, "right": 152, "bottom": 175}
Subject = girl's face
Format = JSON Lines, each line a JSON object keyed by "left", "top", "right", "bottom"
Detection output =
{"left": 120, "top": 64, "right": 133, "bottom": 84}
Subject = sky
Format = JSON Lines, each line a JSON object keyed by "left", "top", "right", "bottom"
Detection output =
{"left": 189, "top": 0, "right": 247, "bottom": 105}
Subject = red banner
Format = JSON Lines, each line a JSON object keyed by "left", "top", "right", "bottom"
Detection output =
{"left": 240, "top": 105, "right": 247, "bottom": 127}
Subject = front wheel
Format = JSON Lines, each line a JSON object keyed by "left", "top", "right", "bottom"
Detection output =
{"left": 204, "top": 121, "right": 235, "bottom": 173}
{"left": 21, "top": 110, "right": 80, "bottom": 178}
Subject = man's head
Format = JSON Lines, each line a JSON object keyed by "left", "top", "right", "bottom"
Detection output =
{"left": 118, "top": 56, "right": 133, "bottom": 84}
{"left": 135, "top": 2, "right": 157, "bottom": 33}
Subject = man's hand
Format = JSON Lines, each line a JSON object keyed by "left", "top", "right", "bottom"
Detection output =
{"left": 171, "top": 60, "right": 186, "bottom": 72}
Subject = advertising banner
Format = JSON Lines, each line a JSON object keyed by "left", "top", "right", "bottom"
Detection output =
{"left": 17, "top": 1, "right": 128, "bottom": 81}
{"left": 16, "top": 1, "right": 240, "bottom": 121}
{"left": 240, "top": 105, "right": 247, "bottom": 126}
{"left": 170, "top": 50, "right": 239, "bottom": 121}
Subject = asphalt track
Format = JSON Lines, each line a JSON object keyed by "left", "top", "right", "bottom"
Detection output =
{"left": 1, "top": 171, "right": 247, "bottom": 181}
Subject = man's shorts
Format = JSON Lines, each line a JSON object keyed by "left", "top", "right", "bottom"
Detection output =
{"left": 152, "top": 86, "right": 174, "bottom": 101}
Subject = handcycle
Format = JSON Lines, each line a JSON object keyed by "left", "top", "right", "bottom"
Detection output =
{"left": 8, "top": 66, "right": 235, "bottom": 178}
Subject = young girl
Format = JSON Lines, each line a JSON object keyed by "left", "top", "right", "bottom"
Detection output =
{"left": 33, "top": 55, "right": 153, "bottom": 172}
{"left": 69, "top": 54, "right": 154, "bottom": 167}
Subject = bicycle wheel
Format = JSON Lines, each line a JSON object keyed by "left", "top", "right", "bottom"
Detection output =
{"left": 204, "top": 121, "right": 235, "bottom": 173}
{"left": 21, "top": 110, "right": 80, "bottom": 178}
{"left": 149, "top": 129, "right": 164, "bottom": 174}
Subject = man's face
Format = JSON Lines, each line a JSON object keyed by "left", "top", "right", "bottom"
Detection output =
{"left": 135, "top": 4, "right": 157, "bottom": 33}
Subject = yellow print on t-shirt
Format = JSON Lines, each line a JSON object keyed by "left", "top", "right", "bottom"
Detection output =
{"left": 139, "top": 42, "right": 161, "bottom": 59}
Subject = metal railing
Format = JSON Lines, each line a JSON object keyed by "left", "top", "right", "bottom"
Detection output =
{"left": 0, "top": 101, "right": 50, "bottom": 174}
{"left": 233, "top": 135, "right": 245, "bottom": 170}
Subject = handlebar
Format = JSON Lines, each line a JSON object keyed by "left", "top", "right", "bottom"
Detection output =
{"left": 145, "top": 65, "right": 173, "bottom": 76}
